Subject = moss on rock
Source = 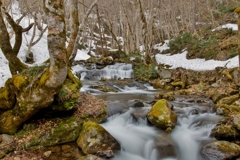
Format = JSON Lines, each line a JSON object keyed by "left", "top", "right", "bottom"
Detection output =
{"left": 76, "top": 121, "right": 120, "bottom": 154}
{"left": 147, "top": 99, "right": 177, "bottom": 131}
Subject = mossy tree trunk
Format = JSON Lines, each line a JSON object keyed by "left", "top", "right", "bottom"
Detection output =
{"left": 235, "top": 8, "right": 240, "bottom": 68}
{"left": 0, "top": 0, "right": 68, "bottom": 134}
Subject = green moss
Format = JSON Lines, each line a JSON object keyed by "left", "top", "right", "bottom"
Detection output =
{"left": 12, "top": 75, "right": 28, "bottom": 90}
{"left": 0, "top": 147, "right": 15, "bottom": 159}
{"left": 234, "top": 7, "right": 240, "bottom": 13}
{"left": 147, "top": 99, "right": 177, "bottom": 131}
{"left": 134, "top": 64, "right": 159, "bottom": 81}
{"left": 16, "top": 116, "right": 83, "bottom": 150}
{"left": 0, "top": 87, "right": 9, "bottom": 100}
{"left": 39, "top": 69, "right": 50, "bottom": 86}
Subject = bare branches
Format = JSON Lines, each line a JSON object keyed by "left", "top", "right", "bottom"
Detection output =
{"left": 69, "top": 0, "right": 99, "bottom": 66}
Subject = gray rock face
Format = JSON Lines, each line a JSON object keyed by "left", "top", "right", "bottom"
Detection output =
{"left": 200, "top": 141, "right": 240, "bottom": 160}
{"left": 77, "top": 121, "right": 120, "bottom": 154}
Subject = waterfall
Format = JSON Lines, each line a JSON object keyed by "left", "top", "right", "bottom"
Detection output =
{"left": 72, "top": 63, "right": 133, "bottom": 80}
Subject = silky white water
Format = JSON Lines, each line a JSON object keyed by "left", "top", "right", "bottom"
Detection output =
{"left": 78, "top": 63, "right": 222, "bottom": 160}
{"left": 72, "top": 63, "right": 133, "bottom": 80}
{"left": 101, "top": 108, "right": 162, "bottom": 160}
{"left": 101, "top": 102, "right": 222, "bottom": 160}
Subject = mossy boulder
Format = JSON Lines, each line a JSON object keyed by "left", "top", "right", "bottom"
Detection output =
{"left": 201, "top": 141, "right": 240, "bottom": 160}
{"left": 147, "top": 99, "right": 177, "bottom": 131}
{"left": 211, "top": 117, "right": 240, "bottom": 141}
{"left": 76, "top": 121, "right": 120, "bottom": 154}
{"left": 217, "top": 94, "right": 239, "bottom": 105}
{"left": 214, "top": 104, "right": 240, "bottom": 116}
{"left": 15, "top": 116, "right": 83, "bottom": 150}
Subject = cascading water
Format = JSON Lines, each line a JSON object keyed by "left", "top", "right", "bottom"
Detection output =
{"left": 99, "top": 95, "right": 222, "bottom": 160}
{"left": 72, "top": 63, "right": 133, "bottom": 80}
{"left": 75, "top": 63, "right": 222, "bottom": 160}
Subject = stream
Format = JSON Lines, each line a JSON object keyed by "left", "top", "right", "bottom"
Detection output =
{"left": 73, "top": 63, "right": 222, "bottom": 160}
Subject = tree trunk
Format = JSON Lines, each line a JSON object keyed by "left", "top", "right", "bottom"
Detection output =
{"left": 0, "top": 4, "right": 27, "bottom": 74}
{"left": 234, "top": 8, "right": 240, "bottom": 68}
{"left": 0, "top": 0, "right": 68, "bottom": 134}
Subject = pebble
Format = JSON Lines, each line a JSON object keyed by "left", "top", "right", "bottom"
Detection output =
{"left": 44, "top": 151, "right": 52, "bottom": 158}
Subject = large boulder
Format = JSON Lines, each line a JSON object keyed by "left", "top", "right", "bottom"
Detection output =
{"left": 147, "top": 99, "right": 177, "bottom": 131}
{"left": 14, "top": 94, "right": 107, "bottom": 150}
{"left": 15, "top": 116, "right": 83, "bottom": 150}
{"left": 201, "top": 141, "right": 240, "bottom": 160}
{"left": 77, "top": 121, "right": 120, "bottom": 155}
{"left": 211, "top": 116, "right": 240, "bottom": 141}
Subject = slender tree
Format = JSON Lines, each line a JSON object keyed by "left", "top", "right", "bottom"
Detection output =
{"left": 235, "top": 7, "right": 240, "bottom": 67}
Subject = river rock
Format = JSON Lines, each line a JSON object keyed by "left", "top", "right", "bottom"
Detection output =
{"left": 147, "top": 99, "right": 177, "bottom": 131}
{"left": 217, "top": 94, "right": 239, "bottom": 105}
{"left": 232, "top": 68, "right": 240, "bottom": 86}
{"left": 77, "top": 121, "right": 120, "bottom": 154}
{"left": 233, "top": 114, "right": 240, "bottom": 131}
{"left": 214, "top": 104, "right": 240, "bottom": 116}
{"left": 131, "top": 107, "right": 149, "bottom": 120}
{"left": 200, "top": 141, "right": 240, "bottom": 160}
{"left": 206, "top": 80, "right": 238, "bottom": 103}
{"left": 211, "top": 117, "right": 240, "bottom": 140}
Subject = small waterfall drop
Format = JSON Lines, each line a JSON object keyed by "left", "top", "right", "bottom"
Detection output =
{"left": 101, "top": 107, "right": 166, "bottom": 160}
{"left": 99, "top": 92, "right": 222, "bottom": 160}
{"left": 72, "top": 63, "right": 133, "bottom": 80}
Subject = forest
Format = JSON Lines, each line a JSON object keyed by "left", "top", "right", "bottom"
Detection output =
{"left": 0, "top": 0, "right": 240, "bottom": 159}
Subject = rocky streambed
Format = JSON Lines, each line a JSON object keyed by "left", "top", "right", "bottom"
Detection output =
{"left": 1, "top": 63, "right": 240, "bottom": 160}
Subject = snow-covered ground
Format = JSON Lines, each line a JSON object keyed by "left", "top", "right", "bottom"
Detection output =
{"left": 0, "top": 0, "right": 238, "bottom": 87}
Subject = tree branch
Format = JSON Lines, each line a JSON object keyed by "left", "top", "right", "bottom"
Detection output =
{"left": 22, "top": 23, "right": 34, "bottom": 32}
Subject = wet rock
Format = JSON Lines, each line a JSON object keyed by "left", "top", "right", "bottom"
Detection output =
{"left": 155, "top": 133, "right": 176, "bottom": 158}
{"left": 77, "top": 121, "right": 120, "bottom": 154}
{"left": 201, "top": 141, "right": 240, "bottom": 160}
{"left": 128, "top": 100, "right": 144, "bottom": 108}
{"left": 131, "top": 107, "right": 149, "bottom": 120}
{"left": 84, "top": 71, "right": 101, "bottom": 80}
{"left": 106, "top": 102, "right": 128, "bottom": 116}
{"left": 126, "top": 81, "right": 148, "bottom": 90}
{"left": 97, "top": 150, "right": 114, "bottom": 158}
{"left": 147, "top": 99, "right": 177, "bottom": 131}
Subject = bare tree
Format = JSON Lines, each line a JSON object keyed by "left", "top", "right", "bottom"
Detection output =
{"left": 0, "top": 0, "right": 75, "bottom": 134}
{"left": 235, "top": 7, "right": 240, "bottom": 67}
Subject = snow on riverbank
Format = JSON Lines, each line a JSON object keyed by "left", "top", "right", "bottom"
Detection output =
{"left": 0, "top": 18, "right": 239, "bottom": 87}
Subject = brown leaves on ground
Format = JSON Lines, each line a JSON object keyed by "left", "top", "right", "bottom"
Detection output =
{"left": 2, "top": 149, "right": 46, "bottom": 160}
{"left": 76, "top": 93, "right": 106, "bottom": 119}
